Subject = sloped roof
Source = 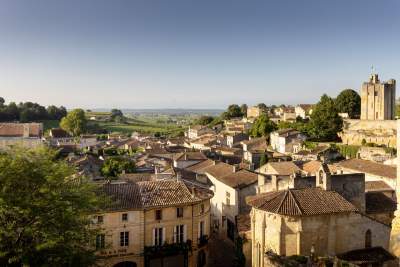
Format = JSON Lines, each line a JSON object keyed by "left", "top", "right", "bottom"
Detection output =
{"left": 49, "top": 128, "right": 70, "bottom": 138}
{"left": 215, "top": 169, "right": 258, "bottom": 189}
{"left": 365, "top": 181, "right": 394, "bottom": 192}
{"left": 301, "top": 161, "right": 337, "bottom": 175}
{"left": 203, "top": 162, "right": 234, "bottom": 179}
{"left": 366, "top": 192, "right": 396, "bottom": 214}
{"left": 173, "top": 151, "right": 208, "bottom": 161}
{"left": 338, "top": 159, "right": 396, "bottom": 179}
{"left": 264, "top": 161, "right": 301, "bottom": 176}
{"left": 247, "top": 187, "right": 358, "bottom": 216}
{"left": 186, "top": 159, "right": 216, "bottom": 174}
{"left": 102, "top": 180, "right": 213, "bottom": 211}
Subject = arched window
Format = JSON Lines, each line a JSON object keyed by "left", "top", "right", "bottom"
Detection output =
{"left": 365, "top": 229, "right": 372, "bottom": 248}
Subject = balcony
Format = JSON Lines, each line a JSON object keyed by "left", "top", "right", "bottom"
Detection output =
{"left": 198, "top": 235, "right": 208, "bottom": 248}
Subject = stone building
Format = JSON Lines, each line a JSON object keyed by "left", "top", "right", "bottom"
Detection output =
{"left": 361, "top": 73, "right": 396, "bottom": 120}
{"left": 247, "top": 106, "right": 262, "bottom": 119}
{"left": 0, "top": 122, "right": 43, "bottom": 149}
{"left": 95, "top": 179, "right": 213, "bottom": 267}
{"left": 247, "top": 165, "right": 396, "bottom": 267}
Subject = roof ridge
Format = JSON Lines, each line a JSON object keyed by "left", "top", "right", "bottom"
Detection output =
{"left": 276, "top": 190, "right": 289, "bottom": 214}
{"left": 288, "top": 189, "right": 303, "bottom": 215}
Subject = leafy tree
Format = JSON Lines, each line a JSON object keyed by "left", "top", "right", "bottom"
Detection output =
{"left": 196, "top": 115, "right": 214, "bottom": 126}
{"left": 101, "top": 157, "right": 135, "bottom": 178}
{"left": 335, "top": 89, "right": 361, "bottom": 118}
{"left": 249, "top": 114, "right": 277, "bottom": 137}
{"left": 309, "top": 94, "right": 343, "bottom": 141}
{"left": 259, "top": 154, "right": 267, "bottom": 167}
{"left": 240, "top": 104, "right": 248, "bottom": 117}
{"left": 221, "top": 104, "right": 243, "bottom": 120}
{"left": 60, "top": 109, "right": 87, "bottom": 136}
{"left": 111, "top": 109, "right": 123, "bottom": 118}
{"left": 0, "top": 97, "right": 4, "bottom": 107}
{"left": 47, "top": 105, "right": 67, "bottom": 120}
{"left": 0, "top": 147, "right": 102, "bottom": 266}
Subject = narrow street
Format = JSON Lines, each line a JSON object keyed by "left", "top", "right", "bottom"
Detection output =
{"left": 208, "top": 235, "right": 236, "bottom": 267}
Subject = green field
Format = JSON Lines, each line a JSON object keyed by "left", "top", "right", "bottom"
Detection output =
{"left": 90, "top": 116, "right": 187, "bottom": 136}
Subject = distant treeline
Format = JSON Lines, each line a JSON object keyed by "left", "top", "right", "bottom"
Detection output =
{"left": 0, "top": 97, "right": 67, "bottom": 122}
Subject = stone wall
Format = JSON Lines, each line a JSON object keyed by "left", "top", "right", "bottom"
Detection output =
{"left": 339, "top": 119, "right": 396, "bottom": 148}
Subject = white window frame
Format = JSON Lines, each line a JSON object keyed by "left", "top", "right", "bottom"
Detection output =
{"left": 173, "top": 224, "right": 187, "bottom": 243}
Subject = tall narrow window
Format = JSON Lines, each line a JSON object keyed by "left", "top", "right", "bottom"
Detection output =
{"left": 120, "top": 231, "right": 129, "bottom": 247}
{"left": 96, "top": 234, "right": 105, "bottom": 249}
{"left": 153, "top": 227, "right": 164, "bottom": 246}
{"left": 174, "top": 225, "right": 186, "bottom": 243}
{"left": 122, "top": 213, "right": 128, "bottom": 222}
{"left": 365, "top": 229, "right": 372, "bottom": 248}
{"left": 200, "top": 203, "right": 205, "bottom": 214}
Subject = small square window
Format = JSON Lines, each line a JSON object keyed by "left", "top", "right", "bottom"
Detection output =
{"left": 97, "top": 215, "right": 104, "bottom": 224}
{"left": 155, "top": 209, "right": 162, "bottom": 220}
{"left": 177, "top": 207, "right": 183, "bottom": 218}
{"left": 122, "top": 213, "right": 128, "bottom": 221}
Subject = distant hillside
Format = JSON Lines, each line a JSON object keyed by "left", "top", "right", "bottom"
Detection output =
{"left": 91, "top": 108, "right": 224, "bottom": 116}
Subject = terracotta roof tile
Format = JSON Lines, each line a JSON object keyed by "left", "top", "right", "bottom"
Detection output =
{"left": 247, "top": 187, "right": 358, "bottom": 216}
{"left": 338, "top": 159, "right": 396, "bottom": 179}
{"left": 365, "top": 181, "right": 394, "bottom": 192}
{"left": 366, "top": 192, "right": 396, "bottom": 214}
{"left": 102, "top": 180, "right": 212, "bottom": 211}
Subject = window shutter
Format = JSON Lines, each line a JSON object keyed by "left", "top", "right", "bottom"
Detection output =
{"left": 183, "top": 225, "right": 187, "bottom": 242}
{"left": 152, "top": 228, "right": 155, "bottom": 246}
{"left": 162, "top": 227, "right": 166, "bottom": 245}
{"left": 173, "top": 226, "right": 177, "bottom": 243}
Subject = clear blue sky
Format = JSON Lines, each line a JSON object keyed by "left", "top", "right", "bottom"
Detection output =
{"left": 0, "top": 0, "right": 399, "bottom": 109}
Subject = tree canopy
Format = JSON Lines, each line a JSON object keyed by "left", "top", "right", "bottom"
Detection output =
{"left": 221, "top": 104, "right": 244, "bottom": 120}
{"left": 101, "top": 156, "right": 136, "bottom": 178}
{"left": 0, "top": 147, "right": 103, "bottom": 266}
{"left": 240, "top": 104, "right": 248, "bottom": 117}
{"left": 60, "top": 109, "right": 87, "bottom": 136}
{"left": 249, "top": 114, "right": 277, "bottom": 137}
{"left": 0, "top": 98, "right": 66, "bottom": 122}
{"left": 335, "top": 89, "right": 361, "bottom": 118}
{"left": 309, "top": 94, "right": 343, "bottom": 141}
{"left": 195, "top": 115, "right": 214, "bottom": 126}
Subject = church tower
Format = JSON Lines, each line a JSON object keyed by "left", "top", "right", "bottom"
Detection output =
{"left": 360, "top": 73, "right": 396, "bottom": 120}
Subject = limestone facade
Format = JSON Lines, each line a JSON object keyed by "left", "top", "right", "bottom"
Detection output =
{"left": 360, "top": 74, "right": 396, "bottom": 120}
{"left": 96, "top": 180, "right": 212, "bottom": 267}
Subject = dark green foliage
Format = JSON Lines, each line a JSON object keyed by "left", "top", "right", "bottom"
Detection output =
{"left": 101, "top": 156, "right": 135, "bottom": 178}
{"left": 335, "top": 144, "right": 360, "bottom": 159}
{"left": 0, "top": 98, "right": 66, "bottom": 122}
{"left": 195, "top": 115, "right": 214, "bottom": 126}
{"left": 250, "top": 114, "right": 277, "bottom": 137}
{"left": 308, "top": 94, "right": 343, "bottom": 141}
{"left": 259, "top": 154, "right": 267, "bottom": 167}
{"left": 335, "top": 89, "right": 361, "bottom": 118}
{"left": 221, "top": 104, "right": 244, "bottom": 119}
{"left": 0, "top": 147, "right": 103, "bottom": 266}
